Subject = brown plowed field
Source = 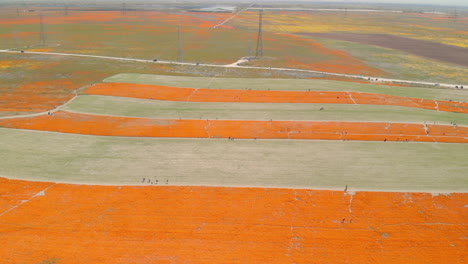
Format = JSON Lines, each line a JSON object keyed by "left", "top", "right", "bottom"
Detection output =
{"left": 0, "top": 177, "right": 466, "bottom": 264}
{"left": 1, "top": 111, "right": 467, "bottom": 143}
{"left": 302, "top": 33, "right": 468, "bottom": 67}
{"left": 85, "top": 83, "right": 468, "bottom": 113}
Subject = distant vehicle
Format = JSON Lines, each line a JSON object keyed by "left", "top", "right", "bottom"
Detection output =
{"left": 153, "top": 59, "right": 158, "bottom": 62}
{"left": 20, "top": 50, "right": 24, "bottom": 53}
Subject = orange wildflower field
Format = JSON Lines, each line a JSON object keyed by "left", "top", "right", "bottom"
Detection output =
{"left": 0, "top": 177, "right": 466, "bottom": 263}
{"left": 0, "top": 80, "right": 75, "bottom": 113}
{"left": 241, "top": 32, "right": 384, "bottom": 76}
{"left": 86, "top": 82, "right": 468, "bottom": 114}
{"left": 1, "top": 111, "right": 467, "bottom": 143}
{"left": 0, "top": 11, "right": 231, "bottom": 27}
{"left": 1, "top": 5, "right": 466, "bottom": 263}
{"left": 277, "top": 33, "right": 385, "bottom": 76}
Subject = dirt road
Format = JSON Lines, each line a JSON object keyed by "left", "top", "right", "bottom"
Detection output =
{"left": 1, "top": 50, "right": 465, "bottom": 88}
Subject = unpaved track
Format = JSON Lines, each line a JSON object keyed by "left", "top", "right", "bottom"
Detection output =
{"left": 247, "top": 7, "right": 404, "bottom": 13}
{"left": 212, "top": 4, "right": 253, "bottom": 28}
{"left": 1, "top": 50, "right": 465, "bottom": 88}
{"left": 0, "top": 111, "right": 467, "bottom": 143}
{"left": 85, "top": 82, "right": 468, "bottom": 113}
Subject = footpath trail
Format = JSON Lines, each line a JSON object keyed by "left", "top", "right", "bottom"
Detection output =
{"left": 0, "top": 177, "right": 466, "bottom": 264}
{"left": 86, "top": 82, "right": 468, "bottom": 114}
{"left": 0, "top": 111, "right": 467, "bottom": 143}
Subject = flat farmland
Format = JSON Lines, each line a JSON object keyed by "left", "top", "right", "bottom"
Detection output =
{"left": 0, "top": 52, "right": 182, "bottom": 116}
{"left": 84, "top": 82, "right": 468, "bottom": 113}
{"left": 1, "top": 5, "right": 467, "bottom": 264}
{"left": 233, "top": 11, "right": 468, "bottom": 48}
{"left": 0, "top": 10, "right": 246, "bottom": 63}
{"left": 63, "top": 95, "right": 468, "bottom": 125}
{"left": 232, "top": 10, "right": 468, "bottom": 83}
{"left": 302, "top": 32, "right": 468, "bottom": 67}
{"left": 105, "top": 73, "right": 468, "bottom": 101}
{"left": 0, "top": 177, "right": 466, "bottom": 264}
{"left": 310, "top": 37, "right": 468, "bottom": 84}
{"left": 2, "top": 73, "right": 467, "bottom": 146}
{"left": 1, "top": 128, "right": 467, "bottom": 191}
{"left": 2, "top": 8, "right": 467, "bottom": 83}
{"left": 0, "top": 53, "right": 296, "bottom": 117}
{"left": 2, "top": 73, "right": 467, "bottom": 174}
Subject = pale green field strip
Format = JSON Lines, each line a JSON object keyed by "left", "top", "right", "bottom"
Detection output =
{"left": 0, "top": 128, "right": 467, "bottom": 192}
{"left": 62, "top": 95, "right": 468, "bottom": 125}
{"left": 104, "top": 73, "right": 468, "bottom": 102}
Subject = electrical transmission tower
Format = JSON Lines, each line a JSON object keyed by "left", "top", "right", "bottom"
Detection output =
{"left": 39, "top": 13, "right": 46, "bottom": 45}
{"left": 255, "top": 9, "right": 263, "bottom": 58}
{"left": 177, "top": 25, "right": 183, "bottom": 62}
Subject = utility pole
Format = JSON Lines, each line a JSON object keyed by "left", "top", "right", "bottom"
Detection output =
{"left": 39, "top": 13, "right": 46, "bottom": 45}
{"left": 255, "top": 9, "right": 263, "bottom": 59}
{"left": 177, "top": 25, "right": 183, "bottom": 62}
{"left": 122, "top": 2, "right": 126, "bottom": 15}
{"left": 12, "top": 31, "right": 19, "bottom": 47}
